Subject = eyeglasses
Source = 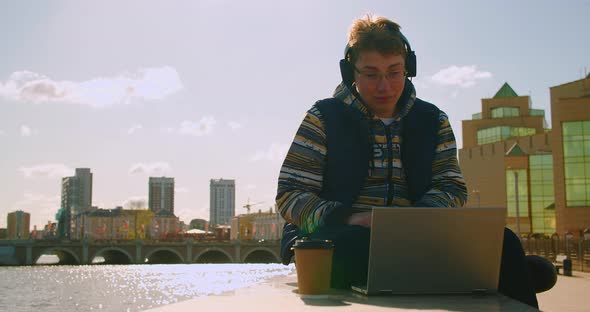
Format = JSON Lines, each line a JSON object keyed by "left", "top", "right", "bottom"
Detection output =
{"left": 354, "top": 67, "right": 406, "bottom": 83}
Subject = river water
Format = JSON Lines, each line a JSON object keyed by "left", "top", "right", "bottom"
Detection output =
{"left": 0, "top": 261, "right": 295, "bottom": 312}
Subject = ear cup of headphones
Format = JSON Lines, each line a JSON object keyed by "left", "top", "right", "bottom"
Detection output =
{"left": 339, "top": 59, "right": 355, "bottom": 87}
{"left": 406, "top": 51, "right": 417, "bottom": 77}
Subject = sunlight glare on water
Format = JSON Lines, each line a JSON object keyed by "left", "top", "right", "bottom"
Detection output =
{"left": 0, "top": 263, "right": 295, "bottom": 312}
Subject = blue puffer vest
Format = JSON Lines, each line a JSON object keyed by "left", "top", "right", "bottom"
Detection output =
{"left": 280, "top": 97, "right": 440, "bottom": 264}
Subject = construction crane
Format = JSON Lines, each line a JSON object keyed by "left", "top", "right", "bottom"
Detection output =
{"left": 243, "top": 198, "right": 265, "bottom": 214}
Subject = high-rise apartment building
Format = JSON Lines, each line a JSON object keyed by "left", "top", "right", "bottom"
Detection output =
{"left": 148, "top": 177, "right": 175, "bottom": 214}
{"left": 210, "top": 179, "right": 235, "bottom": 226}
{"left": 7, "top": 210, "right": 30, "bottom": 239}
{"left": 61, "top": 168, "right": 93, "bottom": 215}
{"left": 75, "top": 168, "right": 93, "bottom": 211}
{"left": 459, "top": 77, "right": 590, "bottom": 236}
{"left": 60, "top": 168, "right": 93, "bottom": 239}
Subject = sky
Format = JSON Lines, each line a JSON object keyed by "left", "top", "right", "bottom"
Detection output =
{"left": 1, "top": 0, "right": 589, "bottom": 229}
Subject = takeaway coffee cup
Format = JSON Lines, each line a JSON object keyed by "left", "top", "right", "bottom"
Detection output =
{"left": 292, "top": 239, "right": 334, "bottom": 295}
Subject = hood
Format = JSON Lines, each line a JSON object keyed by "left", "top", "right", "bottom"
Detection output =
{"left": 332, "top": 78, "right": 418, "bottom": 120}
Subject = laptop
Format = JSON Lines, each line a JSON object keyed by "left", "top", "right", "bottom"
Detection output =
{"left": 351, "top": 207, "right": 506, "bottom": 295}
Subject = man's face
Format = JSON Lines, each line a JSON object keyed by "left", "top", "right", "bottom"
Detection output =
{"left": 353, "top": 51, "right": 406, "bottom": 118}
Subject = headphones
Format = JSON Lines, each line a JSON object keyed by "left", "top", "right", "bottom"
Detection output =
{"left": 339, "top": 30, "right": 416, "bottom": 88}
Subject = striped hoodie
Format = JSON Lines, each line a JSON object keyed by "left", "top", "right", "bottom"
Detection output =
{"left": 276, "top": 80, "right": 467, "bottom": 234}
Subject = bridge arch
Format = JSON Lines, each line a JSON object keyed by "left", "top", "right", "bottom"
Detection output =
{"left": 35, "top": 247, "right": 81, "bottom": 265}
{"left": 92, "top": 247, "right": 134, "bottom": 264}
{"left": 144, "top": 247, "right": 185, "bottom": 264}
{"left": 241, "top": 247, "right": 281, "bottom": 263}
{"left": 193, "top": 248, "right": 234, "bottom": 263}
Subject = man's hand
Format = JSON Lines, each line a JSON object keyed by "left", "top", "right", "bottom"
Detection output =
{"left": 346, "top": 212, "right": 372, "bottom": 228}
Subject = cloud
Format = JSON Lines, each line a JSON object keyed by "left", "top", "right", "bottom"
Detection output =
{"left": 174, "top": 208, "right": 195, "bottom": 223}
{"left": 176, "top": 187, "right": 190, "bottom": 194}
{"left": 228, "top": 121, "right": 242, "bottom": 130}
{"left": 167, "top": 116, "right": 217, "bottom": 136}
{"left": 122, "top": 196, "right": 147, "bottom": 210}
{"left": 175, "top": 202, "right": 209, "bottom": 222}
{"left": 128, "top": 162, "right": 171, "bottom": 176}
{"left": 20, "top": 125, "right": 36, "bottom": 136}
{"left": 126, "top": 124, "right": 143, "bottom": 135}
{"left": 0, "top": 129, "right": 5, "bottom": 136}
{"left": 19, "top": 164, "right": 74, "bottom": 178}
{"left": 410, "top": 78, "right": 429, "bottom": 89}
{"left": 250, "top": 143, "right": 289, "bottom": 162}
{"left": 11, "top": 193, "right": 61, "bottom": 226}
{"left": 245, "top": 184, "right": 257, "bottom": 190}
{"left": 0, "top": 66, "right": 183, "bottom": 108}
{"left": 431, "top": 65, "right": 492, "bottom": 88}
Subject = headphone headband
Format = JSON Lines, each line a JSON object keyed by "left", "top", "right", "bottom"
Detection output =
{"left": 343, "top": 31, "right": 413, "bottom": 58}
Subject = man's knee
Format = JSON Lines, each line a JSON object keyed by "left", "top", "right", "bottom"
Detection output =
{"left": 503, "top": 228, "right": 523, "bottom": 251}
{"left": 526, "top": 255, "right": 557, "bottom": 293}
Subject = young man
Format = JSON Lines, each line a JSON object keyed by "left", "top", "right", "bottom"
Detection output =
{"left": 276, "top": 15, "right": 544, "bottom": 308}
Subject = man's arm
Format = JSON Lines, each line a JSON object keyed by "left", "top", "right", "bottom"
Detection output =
{"left": 414, "top": 110, "right": 468, "bottom": 207}
{"left": 276, "top": 107, "right": 350, "bottom": 234}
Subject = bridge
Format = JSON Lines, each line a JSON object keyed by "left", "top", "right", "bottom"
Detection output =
{"left": 0, "top": 239, "right": 281, "bottom": 265}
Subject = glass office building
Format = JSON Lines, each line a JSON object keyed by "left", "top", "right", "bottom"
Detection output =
{"left": 460, "top": 77, "right": 590, "bottom": 237}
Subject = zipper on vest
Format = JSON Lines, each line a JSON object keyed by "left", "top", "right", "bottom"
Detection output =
{"left": 384, "top": 124, "right": 394, "bottom": 206}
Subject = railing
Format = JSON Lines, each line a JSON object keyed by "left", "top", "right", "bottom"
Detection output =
{"left": 521, "top": 236, "right": 590, "bottom": 272}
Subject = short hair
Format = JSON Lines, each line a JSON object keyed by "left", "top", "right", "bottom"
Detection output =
{"left": 347, "top": 14, "right": 407, "bottom": 66}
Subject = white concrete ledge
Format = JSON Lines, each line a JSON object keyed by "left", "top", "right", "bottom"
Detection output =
{"left": 147, "top": 273, "right": 537, "bottom": 311}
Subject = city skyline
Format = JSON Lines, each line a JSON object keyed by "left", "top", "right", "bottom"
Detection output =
{"left": 4, "top": 170, "right": 203, "bottom": 231}
{"left": 1, "top": 1, "right": 589, "bottom": 229}
{"left": 3, "top": 171, "right": 239, "bottom": 233}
